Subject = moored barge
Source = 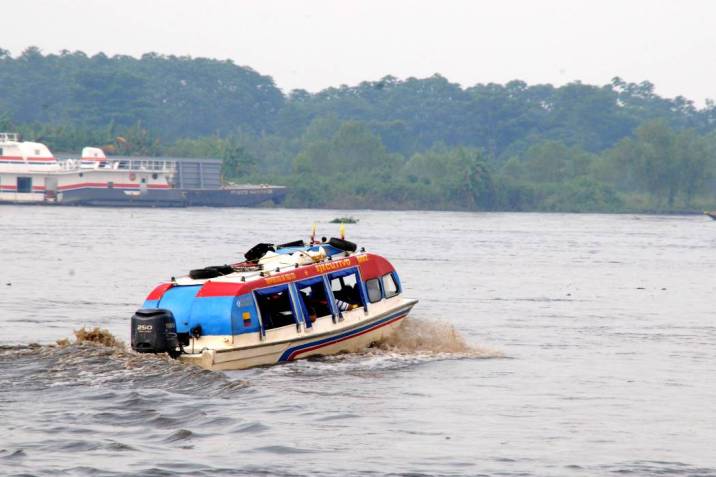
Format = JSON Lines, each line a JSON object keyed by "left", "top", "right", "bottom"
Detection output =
{"left": 0, "top": 132, "right": 285, "bottom": 207}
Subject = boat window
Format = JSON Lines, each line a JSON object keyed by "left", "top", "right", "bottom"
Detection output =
{"left": 296, "top": 277, "right": 332, "bottom": 326}
{"left": 254, "top": 285, "right": 298, "bottom": 330}
{"left": 107, "top": 181, "right": 114, "bottom": 189}
{"left": 366, "top": 279, "right": 382, "bottom": 303}
{"left": 16, "top": 177, "right": 32, "bottom": 193}
{"left": 328, "top": 268, "right": 366, "bottom": 311}
{"left": 382, "top": 273, "right": 400, "bottom": 298}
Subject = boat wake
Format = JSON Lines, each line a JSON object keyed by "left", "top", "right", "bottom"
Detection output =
{"left": 0, "top": 328, "right": 247, "bottom": 396}
{"left": 1, "top": 321, "right": 501, "bottom": 390}
{"left": 374, "top": 317, "right": 502, "bottom": 358}
{"left": 257, "top": 318, "right": 505, "bottom": 377}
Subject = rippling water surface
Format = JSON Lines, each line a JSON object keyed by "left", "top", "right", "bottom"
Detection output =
{"left": 1, "top": 206, "right": 715, "bottom": 476}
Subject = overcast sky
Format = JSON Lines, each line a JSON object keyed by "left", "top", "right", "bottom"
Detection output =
{"left": 3, "top": 0, "right": 715, "bottom": 104}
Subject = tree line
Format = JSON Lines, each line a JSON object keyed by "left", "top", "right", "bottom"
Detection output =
{"left": 1, "top": 47, "right": 715, "bottom": 212}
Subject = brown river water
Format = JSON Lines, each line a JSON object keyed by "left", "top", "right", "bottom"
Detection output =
{"left": 1, "top": 206, "right": 715, "bottom": 476}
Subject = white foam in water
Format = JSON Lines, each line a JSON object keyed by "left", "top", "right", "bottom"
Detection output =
{"left": 375, "top": 317, "right": 503, "bottom": 358}
{"left": 259, "top": 318, "right": 504, "bottom": 377}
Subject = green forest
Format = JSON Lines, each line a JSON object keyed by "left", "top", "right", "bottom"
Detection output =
{"left": 2, "top": 47, "right": 716, "bottom": 212}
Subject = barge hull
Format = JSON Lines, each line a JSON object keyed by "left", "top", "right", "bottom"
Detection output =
{"left": 184, "top": 186, "right": 286, "bottom": 207}
{"left": 1, "top": 186, "right": 287, "bottom": 207}
{"left": 60, "top": 188, "right": 187, "bottom": 207}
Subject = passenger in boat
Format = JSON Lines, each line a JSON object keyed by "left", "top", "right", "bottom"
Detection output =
{"left": 335, "top": 298, "right": 358, "bottom": 312}
{"left": 301, "top": 285, "right": 333, "bottom": 321}
{"left": 334, "top": 284, "right": 361, "bottom": 308}
{"left": 260, "top": 291, "right": 295, "bottom": 329}
{"left": 300, "top": 291, "right": 319, "bottom": 323}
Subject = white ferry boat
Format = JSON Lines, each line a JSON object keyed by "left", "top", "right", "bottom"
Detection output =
{"left": 130, "top": 236, "right": 418, "bottom": 370}
{"left": 0, "top": 132, "right": 285, "bottom": 206}
{"left": 0, "top": 132, "right": 183, "bottom": 205}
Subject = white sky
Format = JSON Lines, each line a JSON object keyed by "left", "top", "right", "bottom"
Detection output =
{"left": 3, "top": 0, "right": 715, "bottom": 104}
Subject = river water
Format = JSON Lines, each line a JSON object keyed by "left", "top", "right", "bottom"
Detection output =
{"left": 1, "top": 206, "right": 714, "bottom": 476}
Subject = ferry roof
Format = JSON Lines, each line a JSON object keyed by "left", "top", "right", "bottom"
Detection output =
{"left": 146, "top": 251, "right": 396, "bottom": 301}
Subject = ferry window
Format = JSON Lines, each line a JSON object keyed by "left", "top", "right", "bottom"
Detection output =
{"left": 107, "top": 181, "right": 114, "bottom": 189}
{"left": 17, "top": 177, "right": 32, "bottom": 193}
{"left": 254, "top": 286, "right": 297, "bottom": 330}
{"left": 329, "top": 269, "right": 365, "bottom": 311}
{"left": 141, "top": 178, "right": 147, "bottom": 184}
{"left": 152, "top": 173, "right": 158, "bottom": 180}
{"left": 0, "top": 147, "right": 3, "bottom": 156}
{"left": 78, "top": 172, "right": 84, "bottom": 177}
{"left": 296, "top": 277, "right": 332, "bottom": 325}
{"left": 366, "top": 279, "right": 382, "bottom": 303}
{"left": 383, "top": 273, "right": 400, "bottom": 298}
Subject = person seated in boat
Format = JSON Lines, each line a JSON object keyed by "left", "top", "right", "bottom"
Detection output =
{"left": 335, "top": 297, "right": 359, "bottom": 312}
{"left": 263, "top": 291, "right": 295, "bottom": 328}
{"left": 309, "top": 284, "right": 332, "bottom": 316}
{"left": 334, "top": 284, "right": 362, "bottom": 307}
{"left": 300, "top": 291, "right": 319, "bottom": 323}
{"left": 301, "top": 286, "right": 334, "bottom": 322}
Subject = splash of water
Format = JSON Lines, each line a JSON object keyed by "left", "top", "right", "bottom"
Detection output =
{"left": 73, "top": 326, "right": 123, "bottom": 347}
{"left": 375, "top": 318, "right": 503, "bottom": 358}
{"left": 57, "top": 326, "right": 123, "bottom": 348}
{"left": 0, "top": 328, "right": 247, "bottom": 396}
{"left": 266, "top": 318, "right": 504, "bottom": 376}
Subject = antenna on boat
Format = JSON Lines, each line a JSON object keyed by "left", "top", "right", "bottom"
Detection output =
{"left": 310, "top": 223, "right": 317, "bottom": 245}
{"left": 339, "top": 223, "right": 346, "bottom": 240}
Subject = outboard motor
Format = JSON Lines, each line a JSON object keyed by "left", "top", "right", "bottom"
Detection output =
{"left": 131, "top": 308, "right": 181, "bottom": 358}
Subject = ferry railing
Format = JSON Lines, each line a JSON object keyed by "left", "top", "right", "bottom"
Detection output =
{"left": 116, "top": 159, "right": 177, "bottom": 172}
{"left": 57, "top": 158, "right": 177, "bottom": 173}
{"left": 0, "top": 132, "right": 20, "bottom": 142}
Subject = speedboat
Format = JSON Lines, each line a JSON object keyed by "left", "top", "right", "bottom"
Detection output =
{"left": 130, "top": 235, "right": 418, "bottom": 370}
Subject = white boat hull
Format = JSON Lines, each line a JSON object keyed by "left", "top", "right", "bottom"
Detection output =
{"left": 179, "top": 299, "right": 416, "bottom": 371}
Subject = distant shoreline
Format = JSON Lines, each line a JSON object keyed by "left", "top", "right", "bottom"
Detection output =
{"left": 1, "top": 201, "right": 712, "bottom": 218}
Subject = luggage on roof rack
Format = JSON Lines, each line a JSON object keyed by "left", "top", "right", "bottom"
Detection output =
{"left": 245, "top": 243, "right": 275, "bottom": 262}
{"left": 328, "top": 237, "right": 357, "bottom": 252}
{"left": 277, "top": 239, "right": 305, "bottom": 249}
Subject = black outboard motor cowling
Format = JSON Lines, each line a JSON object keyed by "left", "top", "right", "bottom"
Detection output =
{"left": 131, "top": 308, "right": 180, "bottom": 358}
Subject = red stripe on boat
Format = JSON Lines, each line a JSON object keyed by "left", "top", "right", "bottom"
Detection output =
{"left": 57, "top": 182, "right": 172, "bottom": 191}
{"left": 196, "top": 281, "right": 245, "bottom": 297}
{"left": 287, "top": 314, "right": 406, "bottom": 361}
{"left": 146, "top": 283, "right": 173, "bottom": 301}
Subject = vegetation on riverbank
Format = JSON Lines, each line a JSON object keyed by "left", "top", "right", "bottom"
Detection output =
{"left": 2, "top": 47, "right": 715, "bottom": 212}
